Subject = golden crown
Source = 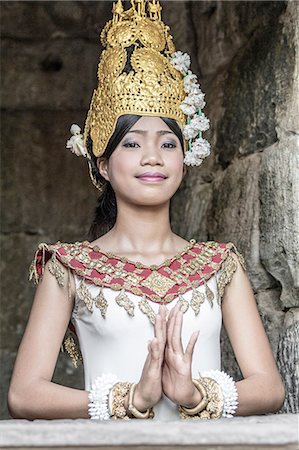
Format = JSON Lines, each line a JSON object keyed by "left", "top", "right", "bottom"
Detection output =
{"left": 83, "top": 0, "right": 188, "bottom": 157}
{"left": 66, "top": 0, "right": 211, "bottom": 190}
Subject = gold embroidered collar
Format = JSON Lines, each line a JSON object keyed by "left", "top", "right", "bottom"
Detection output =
{"left": 29, "top": 239, "right": 246, "bottom": 304}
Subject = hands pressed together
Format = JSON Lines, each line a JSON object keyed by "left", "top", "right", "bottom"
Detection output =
{"left": 133, "top": 302, "right": 202, "bottom": 412}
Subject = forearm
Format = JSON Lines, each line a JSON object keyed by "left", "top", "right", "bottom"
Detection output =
{"left": 176, "top": 373, "right": 285, "bottom": 416}
{"left": 234, "top": 374, "right": 285, "bottom": 416}
{"left": 8, "top": 379, "right": 90, "bottom": 420}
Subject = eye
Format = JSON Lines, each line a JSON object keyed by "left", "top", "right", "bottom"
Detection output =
{"left": 162, "top": 142, "right": 177, "bottom": 149}
{"left": 123, "top": 142, "right": 140, "bottom": 148}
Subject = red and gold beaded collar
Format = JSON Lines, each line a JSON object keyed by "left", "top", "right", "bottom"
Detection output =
{"left": 29, "top": 239, "right": 246, "bottom": 305}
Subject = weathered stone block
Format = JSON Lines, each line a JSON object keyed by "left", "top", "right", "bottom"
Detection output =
{"left": 1, "top": 39, "right": 99, "bottom": 110}
{"left": 221, "top": 289, "right": 285, "bottom": 390}
{"left": 1, "top": 111, "right": 98, "bottom": 237}
{"left": 259, "top": 137, "right": 299, "bottom": 308}
{"left": 171, "top": 181, "right": 213, "bottom": 242}
{"left": 190, "top": 1, "right": 288, "bottom": 78}
{"left": 0, "top": 2, "right": 111, "bottom": 40}
{"left": 207, "top": 154, "right": 276, "bottom": 292}
{"left": 212, "top": 3, "right": 294, "bottom": 166}
{"left": 277, "top": 308, "right": 299, "bottom": 413}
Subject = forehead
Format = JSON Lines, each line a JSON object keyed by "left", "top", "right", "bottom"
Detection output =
{"left": 130, "top": 116, "right": 172, "bottom": 131}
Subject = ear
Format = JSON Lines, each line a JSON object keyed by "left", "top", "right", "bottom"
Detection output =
{"left": 96, "top": 157, "right": 110, "bottom": 182}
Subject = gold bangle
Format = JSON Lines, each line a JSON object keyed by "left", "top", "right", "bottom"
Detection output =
{"left": 111, "top": 381, "right": 132, "bottom": 419}
{"left": 127, "top": 383, "right": 155, "bottom": 419}
{"left": 179, "top": 377, "right": 224, "bottom": 420}
{"left": 179, "top": 378, "right": 209, "bottom": 415}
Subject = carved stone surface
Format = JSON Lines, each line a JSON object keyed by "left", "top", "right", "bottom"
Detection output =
{"left": 259, "top": 138, "right": 299, "bottom": 308}
{"left": 277, "top": 308, "right": 299, "bottom": 414}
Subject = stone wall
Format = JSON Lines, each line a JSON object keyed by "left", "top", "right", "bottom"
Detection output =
{"left": 170, "top": 0, "right": 299, "bottom": 412}
{"left": 1, "top": 1, "right": 298, "bottom": 419}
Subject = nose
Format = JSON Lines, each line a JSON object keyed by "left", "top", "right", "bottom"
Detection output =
{"left": 140, "top": 145, "right": 164, "bottom": 166}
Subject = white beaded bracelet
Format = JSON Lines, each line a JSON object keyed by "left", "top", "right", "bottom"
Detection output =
{"left": 199, "top": 369, "right": 239, "bottom": 418}
{"left": 88, "top": 373, "right": 118, "bottom": 420}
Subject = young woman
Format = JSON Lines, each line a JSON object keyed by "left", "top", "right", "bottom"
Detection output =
{"left": 8, "top": 0, "right": 285, "bottom": 421}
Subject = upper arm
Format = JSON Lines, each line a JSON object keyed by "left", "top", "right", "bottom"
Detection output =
{"left": 221, "top": 252, "right": 282, "bottom": 382}
{"left": 9, "top": 259, "right": 76, "bottom": 394}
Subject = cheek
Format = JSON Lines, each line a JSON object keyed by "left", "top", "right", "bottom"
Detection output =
{"left": 108, "top": 153, "right": 137, "bottom": 183}
{"left": 167, "top": 153, "right": 184, "bottom": 177}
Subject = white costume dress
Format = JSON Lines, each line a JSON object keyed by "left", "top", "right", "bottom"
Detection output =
{"left": 30, "top": 238, "right": 246, "bottom": 421}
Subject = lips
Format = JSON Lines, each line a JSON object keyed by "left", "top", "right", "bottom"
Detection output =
{"left": 136, "top": 172, "right": 167, "bottom": 180}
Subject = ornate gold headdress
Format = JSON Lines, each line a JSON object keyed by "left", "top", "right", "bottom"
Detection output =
{"left": 66, "top": 0, "right": 211, "bottom": 190}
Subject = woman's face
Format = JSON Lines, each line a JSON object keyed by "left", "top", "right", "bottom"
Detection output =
{"left": 97, "top": 116, "right": 186, "bottom": 206}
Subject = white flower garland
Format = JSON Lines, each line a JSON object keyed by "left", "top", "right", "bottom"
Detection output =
{"left": 88, "top": 373, "right": 118, "bottom": 420}
{"left": 170, "top": 50, "right": 211, "bottom": 167}
{"left": 199, "top": 369, "right": 239, "bottom": 418}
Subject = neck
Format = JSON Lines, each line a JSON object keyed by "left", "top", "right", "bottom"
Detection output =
{"left": 103, "top": 200, "right": 178, "bottom": 254}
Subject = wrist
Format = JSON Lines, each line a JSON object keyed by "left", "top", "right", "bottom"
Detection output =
{"left": 131, "top": 383, "right": 154, "bottom": 411}
{"left": 179, "top": 386, "right": 203, "bottom": 409}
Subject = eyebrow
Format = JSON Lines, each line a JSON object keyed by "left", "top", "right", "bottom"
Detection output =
{"left": 126, "top": 130, "right": 174, "bottom": 136}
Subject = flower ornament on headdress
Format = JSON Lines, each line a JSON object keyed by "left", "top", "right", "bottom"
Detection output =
{"left": 66, "top": 124, "right": 88, "bottom": 158}
{"left": 170, "top": 51, "right": 211, "bottom": 167}
{"left": 66, "top": 0, "right": 213, "bottom": 190}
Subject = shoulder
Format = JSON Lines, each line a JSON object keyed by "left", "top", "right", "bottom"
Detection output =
{"left": 205, "top": 240, "right": 247, "bottom": 302}
{"left": 193, "top": 240, "right": 246, "bottom": 271}
{"left": 29, "top": 240, "right": 90, "bottom": 285}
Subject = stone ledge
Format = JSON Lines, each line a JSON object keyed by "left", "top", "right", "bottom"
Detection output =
{"left": 0, "top": 414, "right": 298, "bottom": 450}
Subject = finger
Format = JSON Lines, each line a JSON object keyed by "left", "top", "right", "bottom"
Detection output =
{"left": 149, "top": 337, "right": 161, "bottom": 361}
{"left": 160, "top": 305, "right": 167, "bottom": 343}
{"left": 153, "top": 309, "right": 161, "bottom": 338}
{"left": 185, "top": 330, "right": 200, "bottom": 358}
{"left": 171, "top": 308, "right": 184, "bottom": 354}
{"left": 165, "top": 302, "right": 179, "bottom": 333}
{"left": 155, "top": 308, "right": 165, "bottom": 353}
{"left": 166, "top": 304, "right": 180, "bottom": 351}
{"left": 167, "top": 302, "right": 180, "bottom": 323}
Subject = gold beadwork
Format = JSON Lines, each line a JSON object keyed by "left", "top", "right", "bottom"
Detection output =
{"left": 141, "top": 270, "right": 176, "bottom": 297}
{"left": 138, "top": 295, "right": 156, "bottom": 324}
{"left": 95, "top": 287, "right": 108, "bottom": 318}
{"left": 190, "top": 288, "right": 205, "bottom": 316}
{"left": 62, "top": 332, "right": 83, "bottom": 368}
{"left": 77, "top": 279, "right": 94, "bottom": 312}
{"left": 177, "top": 295, "right": 189, "bottom": 313}
{"left": 205, "top": 282, "right": 214, "bottom": 308}
{"left": 115, "top": 288, "right": 135, "bottom": 316}
{"left": 29, "top": 240, "right": 233, "bottom": 306}
{"left": 216, "top": 255, "right": 237, "bottom": 303}
{"left": 111, "top": 381, "right": 132, "bottom": 419}
{"left": 48, "top": 254, "right": 65, "bottom": 287}
{"left": 83, "top": 0, "right": 188, "bottom": 159}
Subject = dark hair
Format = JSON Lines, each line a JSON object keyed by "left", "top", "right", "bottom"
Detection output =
{"left": 87, "top": 114, "right": 185, "bottom": 241}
